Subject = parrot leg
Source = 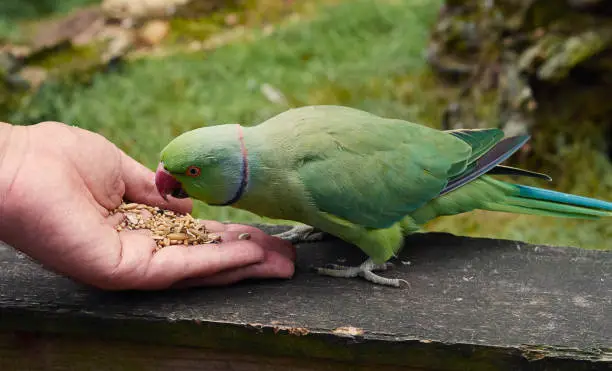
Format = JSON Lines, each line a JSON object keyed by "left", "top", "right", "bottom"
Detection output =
{"left": 273, "top": 224, "right": 325, "bottom": 244}
{"left": 314, "top": 258, "right": 408, "bottom": 288}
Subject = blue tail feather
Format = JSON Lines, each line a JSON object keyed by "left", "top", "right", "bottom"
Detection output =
{"left": 516, "top": 184, "right": 612, "bottom": 211}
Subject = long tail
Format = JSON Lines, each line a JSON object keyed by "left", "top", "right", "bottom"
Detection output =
{"left": 483, "top": 179, "right": 612, "bottom": 220}
{"left": 412, "top": 131, "right": 612, "bottom": 223}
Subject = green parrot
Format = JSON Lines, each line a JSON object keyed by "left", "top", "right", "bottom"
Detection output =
{"left": 154, "top": 105, "right": 612, "bottom": 287}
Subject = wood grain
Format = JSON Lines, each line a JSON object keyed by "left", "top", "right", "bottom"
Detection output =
{"left": 0, "top": 226, "right": 610, "bottom": 370}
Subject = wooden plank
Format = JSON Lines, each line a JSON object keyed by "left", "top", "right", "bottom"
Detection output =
{"left": 0, "top": 225, "right": 610, "bottom": 370}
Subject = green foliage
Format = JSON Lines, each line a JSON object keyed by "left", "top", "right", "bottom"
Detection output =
{"left": 4, "top": 0, "right": 611, "bottom": 248}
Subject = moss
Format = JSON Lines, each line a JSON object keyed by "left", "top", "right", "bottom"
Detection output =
{"left": 31, "top": 42, "right": 109, "bottom": 81}
{"left": 166, "top": 17, "right": 225, "bottom": 43}
{"left": 522, "top": 28, "right": 612, "bottom": 81}
{"left": 164, "top": 0, "right": 334, "bottom": 45}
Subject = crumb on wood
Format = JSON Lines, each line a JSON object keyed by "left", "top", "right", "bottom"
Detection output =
{"left": 110, "top": 202, "right": 221, "bottom": 251}
{"left": 272, "top": 326, "right": 310, "bottom": 336}
{"left": 332, "top": 326, "right": 364, "bottom": 337}
{"left": 269, "top": 324, "right": 309, "bottom": 336}
{"left": 287, "top": 327, "right": 310, "bottom": 336}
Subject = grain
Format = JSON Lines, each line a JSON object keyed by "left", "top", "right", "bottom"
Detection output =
{"left": 166, "top": 232, "right": 188, "bottom": 240}
{"left": 110, "top": 202, "right": 221, "bottom": 251}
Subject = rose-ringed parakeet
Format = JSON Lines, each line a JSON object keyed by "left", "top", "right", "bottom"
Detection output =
{"left": 154, "top": 105, "right": 612, "bottom": 287}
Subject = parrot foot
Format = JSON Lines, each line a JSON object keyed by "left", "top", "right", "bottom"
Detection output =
{"left": 273, "top": 225, "right": 325, "bottom": 244}
{"left": 314, "top": 259, "right": 409, "bottom": 288}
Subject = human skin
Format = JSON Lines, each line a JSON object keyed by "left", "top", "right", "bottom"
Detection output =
{"left": 0, "top": 121, "right": 295, "bottom": 290}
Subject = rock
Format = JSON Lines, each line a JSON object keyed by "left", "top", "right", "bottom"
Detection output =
{"left": 71, "top": 18, "right": 107, "bottom": 47}
{"left": 29, "top": 7, "right": 105, "bottom": 52}
{"left": 18, "top": 67, "right": 48, "bottom": 91}
{"left": 101, "top": 0, "right": 236, "bottom": 29}
{"left": 1, "top": 45, "right": 32, "bottom": 60}
{"left": 98, "top": 26, "right": 135, "bottom": 63}
{"left": 0, "top": 51, "right": 20, "bottom": 78}
{"left": 224, "top": 13, "right": 239, "bottom": 27}
{"left": 518, "top": 27, "right": 612, "bottom": 82}
{"left": 137, "top": 20, "right": 170, "bottom": 46}
{"left": 102, "top": 0, "right": 189, "bottom": 21}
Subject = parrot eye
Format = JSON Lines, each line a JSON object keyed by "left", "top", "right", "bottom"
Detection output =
{"left": 186, "top": 165, "right": 201, "bottom": 177}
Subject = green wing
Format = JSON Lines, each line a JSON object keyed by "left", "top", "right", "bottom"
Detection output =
{"left": 444, "top": 128, "right": 504, "bottom": 165}
{"left": 272, "top": 106, "right": 503, "bottom": 229}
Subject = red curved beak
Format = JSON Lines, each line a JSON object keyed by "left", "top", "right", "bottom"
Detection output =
{"left": 155, "top": 162, "right": 189, "bottom": 200}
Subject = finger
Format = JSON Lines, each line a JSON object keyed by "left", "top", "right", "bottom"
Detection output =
{"left": 224, "top": 224, "right": 296, "bottom": 261}
{"left": 170, "top": 250, "right": 295, "bottom": 288}
{"left": 119, "top": 150, "right": 192, "bottom": 214}
{"left": 256, "top": 235, "right": 296, "bottom": 261}
{"left": 105, "top": 211, "right": 125, "bottom": 226}
{"left": 203, "top": 228, "right": 296, "bottom": 264}
{"left": 219, "top": 231, "right": 296, "bottom": 263}
{"left": 137, "top": 240, "right": 266, "bottom": 290}
{"left": 197, "top": 222, "right": 296, "bottom": 261}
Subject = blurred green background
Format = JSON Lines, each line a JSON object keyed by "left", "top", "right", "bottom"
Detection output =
{"left": 2, "top": 0, "right": 611, "bottom": 250}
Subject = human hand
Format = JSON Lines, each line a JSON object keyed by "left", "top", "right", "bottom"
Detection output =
{"left": 0, "top": 121, "right": 295, "bottom": 290}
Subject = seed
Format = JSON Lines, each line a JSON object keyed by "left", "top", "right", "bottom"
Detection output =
{"left": 167, "top": 232, "right": 188, "bottom": 240}
{"left": 125, "top": 213, "right": 139, "bottom": 225}
{"left": 111, "top": 202, "right": 216, "bottom": 250}
{"left": 122, "top": 203, "right": 140, "bottom": 210}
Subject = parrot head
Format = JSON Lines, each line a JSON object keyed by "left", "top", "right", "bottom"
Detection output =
{"left": 154, "top": 124, "right": 248, "bottom": 206}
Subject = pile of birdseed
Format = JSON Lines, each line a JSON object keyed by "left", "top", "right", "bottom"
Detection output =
{"left": 110, "top": 202, "right": 221, "bottom": 251}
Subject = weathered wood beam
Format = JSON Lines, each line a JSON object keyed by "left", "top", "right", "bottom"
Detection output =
{"left": 0, "top": 225, "right": 610, "bottom": 370}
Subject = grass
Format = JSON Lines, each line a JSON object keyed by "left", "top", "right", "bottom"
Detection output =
{"left": 5, "top": 0, "right": 612, "bottom": 249}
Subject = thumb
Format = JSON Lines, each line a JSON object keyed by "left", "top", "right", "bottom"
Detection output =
{"left": 119, "top": 150, "right": 192, "bottom": 214}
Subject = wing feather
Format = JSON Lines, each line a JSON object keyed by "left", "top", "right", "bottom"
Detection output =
{"left": 262, "top": 106, "right": 470, "bottom": 228}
